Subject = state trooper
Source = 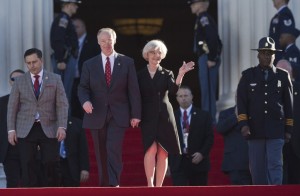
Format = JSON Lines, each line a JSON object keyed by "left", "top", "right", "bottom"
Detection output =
{"left": 50, "top": 0, "right": 81, "bottom": 103}
{"left": 237, "top": 37, "right": 293, "bottom": 185}
{"left": 187, "top": 0, "right": 222, "bottom": 124}
{"left": 279, "top": 25, "right": 300, "bottom": 82}
{"left": 269, "top": 0, "right": 295, "bottom": 65}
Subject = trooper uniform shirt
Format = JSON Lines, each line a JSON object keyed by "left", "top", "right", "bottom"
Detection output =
{"left": 237, "top": 65, "right": 293, "bottom": 140}
{"left": 50, "top": 12, "right": 78, "bottom": 63}
{"left": 283, "top": 43, "right": 300, "bottom": 82}
{"left": 193, "top": 11, "right": 222, "bottom": 61}
{"left": 269, "top": 6, "right": 295, "bottom": 63}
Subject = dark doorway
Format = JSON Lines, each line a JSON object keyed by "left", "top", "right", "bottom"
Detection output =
{"left": 53, "top": 0, "right": 218, "bottom": 109}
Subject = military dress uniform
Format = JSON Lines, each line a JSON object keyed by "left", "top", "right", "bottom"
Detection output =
{"left": 50, "top": 11, "right": 79, "bottom": 103}
{"left": 193, "top": 9, "right": 222, "bottom": 123}
{"left": 269, "top": 5, "right": 295, "bottom": 64}
{"left": 237, "top": 60, "right": 293, "bottom": 185}
{"left": 283, "top": 43, "right": 300, "bottom": 82}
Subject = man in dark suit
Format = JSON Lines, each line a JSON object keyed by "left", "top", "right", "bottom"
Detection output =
{"left": 59, "top": 116, "right": 89, "bottom": 187}
{"left": 276, "top": 59, "right": 300, "bottom": 184}
{"left": 7, "top": 48, "right": 69, "bottom": 187}
{"left": 71, "top": 18, "right": 100, "bottom": 119}
{"left": 0, "top": 69, "right": 24, "bottom": 187}
{"left": 169, "top": 85, "right": 214, "bottom": 186}
{"left": 216, "top": 103, "right": 252, "bottom": 185}
{"left": 78, "top": 28, "right": 141, "bottom": 187}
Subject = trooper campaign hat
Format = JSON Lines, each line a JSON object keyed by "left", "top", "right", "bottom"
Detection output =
{"left": 251, "top": 37, "right": 282, "bottom": 52}
{"left": 60, "top": 0, "right": 81, "bottom": 4}
{"left": 187, "top": 0, "right": 209, "bottom": 5}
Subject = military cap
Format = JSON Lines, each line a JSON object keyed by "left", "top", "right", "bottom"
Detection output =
{"left": 187, "top": 0, "right": 209, "bottom": 5}
{"left": 251, "top": 37, "right": 282, "bottom": 51}
{"left": 60, "top": 0, "right": 81, "bottom": 4}
{"left": 281, "top": 25, "right": 300, "bottom": 38}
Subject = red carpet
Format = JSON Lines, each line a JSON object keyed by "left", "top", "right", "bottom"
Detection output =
{"left": 81, "top": 127, "right": 229, "bottom": 187}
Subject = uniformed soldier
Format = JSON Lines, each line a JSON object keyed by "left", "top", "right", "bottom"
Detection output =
{"left": 279, "top": 25, "right": 300, "bottom": 82}
{"left": 50, "top": 0, "right": 81, "bottom": 103}
{"left": 237, "top": 37, "right": 293, "bottom": 185}
{"left": 269, "top": 0, "right": 295, "bottom": 65}
{"left": 187, "top": 0, "right": 222, "bottom": 124}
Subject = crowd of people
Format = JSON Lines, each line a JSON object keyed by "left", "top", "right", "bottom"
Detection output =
{"left": 0, "top": 0, "right": 299, "bottom": 188}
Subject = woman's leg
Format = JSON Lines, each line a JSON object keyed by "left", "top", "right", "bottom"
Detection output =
{"left": 155, "top": 144, "right": 168, "bottom": 187}
{"left": 144, "top": 142, "right": 157, "bottom": 187}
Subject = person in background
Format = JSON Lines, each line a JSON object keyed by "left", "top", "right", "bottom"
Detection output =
{"left": 71, "top": 17, "right": 100, "bottom": 119}
{"left": 78, "top": 28, "right": 141, "bottom": 187}
{"left": 188, "top": 0, "right": 222, "bottom": 124}
{"left": 137, "top": 40, "right": 195, "bottom": 187}
{"left": 59, "top": 116, "right": 90, "bottom": 187}
{"left": 7, "top": 48, "right": 69, "bottom": 187}
{"left": 0, "top": 69, "right": 24, "bottom": 187}
{"left": 169, "top": 85, "right": 214, "bottom": 186}
{"left": 237, "top": 37, "right": 293, "bottom": 185}
{"left": 50, "top": 0, "right": 81, "bottom": 103}
{"left": 276, "top": 59, "right": 300, "bottom": 184}
{"left": 269, "top": 0, "right": 295, "bottom": 65}
{"left": 279, "top": 25, "right": 300, "bottom": 82}
{"left": 216, "top": 95, "right": 252, "bottom": 185}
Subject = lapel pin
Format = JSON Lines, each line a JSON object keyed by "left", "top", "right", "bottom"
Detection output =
{"left": 45, "top": 76, "right": 48, "bottom": 80}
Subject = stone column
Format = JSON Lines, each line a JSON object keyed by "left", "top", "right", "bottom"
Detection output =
{"left": 0, "top": 0, "right": 53, "bottom": 96}
{"left": 217, "top": 0, "right": 300, "bottom": 113}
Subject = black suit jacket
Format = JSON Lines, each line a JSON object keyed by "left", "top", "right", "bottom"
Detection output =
{"left": 64, "top": 116, "right": 89, "bottom": 182}
{"left": 78, "top": 34, "right": 100, "bottom": 77}
{"left": 216, "top": 106, "right": 249, "bottom": 172}
{"left": 0, "top": 94, "right": 9, "bottom": 163}
{"left": 169, "top": 106, "right": 214, "bottom": 173}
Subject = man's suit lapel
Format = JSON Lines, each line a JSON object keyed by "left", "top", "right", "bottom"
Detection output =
{"left": 96, "top": 55, "right": 106, "bottom": 87}
{"left": 175, "top": 110, "right": 184, "bottom": 151}
{"left": 25, "top": 73, "right": 37, "bottom": 101}
{"left": 189, "top": 107, "right": 197, "bottom": 134}
{"left": 110, "top": 53, "right": 121, "bottom": 87}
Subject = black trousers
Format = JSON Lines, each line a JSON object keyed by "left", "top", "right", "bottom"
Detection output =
{"left": 3, "top": 144, "right": 22, "bottom": 187}
{"left": 18, "top": 122, "right": 60, "bottom": 187}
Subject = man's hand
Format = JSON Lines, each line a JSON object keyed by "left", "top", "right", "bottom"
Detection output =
{"left": 8, "top": 131, "right": 17, "bottom": 145}
{"left": 56, "top": 127, "right": 66, "bottom": 142}
{"left": 83, "top": 101, "right": 93, "bottom": 114}
{"left": 57, "top": 62, "right": 66, "bottom": 70}
{"left": 207, "top": 60, "right": 216, "bottom": 68}
{"left": 241, "top": 126, "right": 251, "bottom": 138}
{"left": 191, "top": 152, "right": 204, "bottom": 164}
{"left": 131, "top": 118, "right": 141, "bottom": 128}
{"left": 80, "top": 170, "right": 89, "bottom": 182}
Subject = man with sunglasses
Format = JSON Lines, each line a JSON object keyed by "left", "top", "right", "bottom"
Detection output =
{"left": 236, "top": 37, "right": 293, "bottom": 185}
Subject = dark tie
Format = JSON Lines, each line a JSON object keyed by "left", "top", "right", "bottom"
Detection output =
{"left": 105, "top": 57, "right": 111, "bottom": 86}
{"left": 34, "top": 75, "right": 40, "bottom": 98}
{"left": 183, "top": 110, "right": 189, "bottom": 132}
{"left": 264, "top": 70, "right": 268, "bottom": 81}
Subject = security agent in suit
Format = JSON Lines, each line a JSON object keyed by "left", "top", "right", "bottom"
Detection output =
{"left": 0, "top": 69, "right": 24, "bottom": 187}
{"left": 216, "top": 104, "right": 252, "bottom": 185}
{"left": 237, "top": 37, "right": 293, "bottom": 185}
{"left": 71, "top": 17, "right": 100, "bottom": 119}
{"left": 50, "top": 0, "right": 81, "bottom": 103}
{"left": 169, "top": 85, "right": 214, "bottom": 186}
{"left": 276, "top": 59, "right": 300, "bottom": 184}
{"left": 279, "top": 25, "right": 300, "bottom": 82}
{"left": 188, "top": 0, "right": 222, "bottom": 124}
{"left": 269, "top": 0, "right": 295, "bottom": 65}
{"left": 7, "top": 48, "right": 69, "bottom": 187}
{"left": 59, "top": 116, "right": 89, "bottom": 187}
{"left": 78, "top": 28, "right": 141, "bottom": 187}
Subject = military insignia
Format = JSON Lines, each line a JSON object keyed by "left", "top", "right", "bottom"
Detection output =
{"left": 200, "top": 16, "right": 209, "bottom": 26}
{"left": 278, "top": 80, "right": 281, "bottom": 87}
{"left": 250, "top": 83, "right": 257, "bottom": 86}
{"left": 59, "top": 17, "right": 68, "bottom": 28}
{"left": 272, "top": 18, "right": 279, "bottom": 24}
{"left": 284, "top": 19, "right": 292, "bottom": 26}
{"left": 289, "top": 57, "right": 297, "bottom": 63}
